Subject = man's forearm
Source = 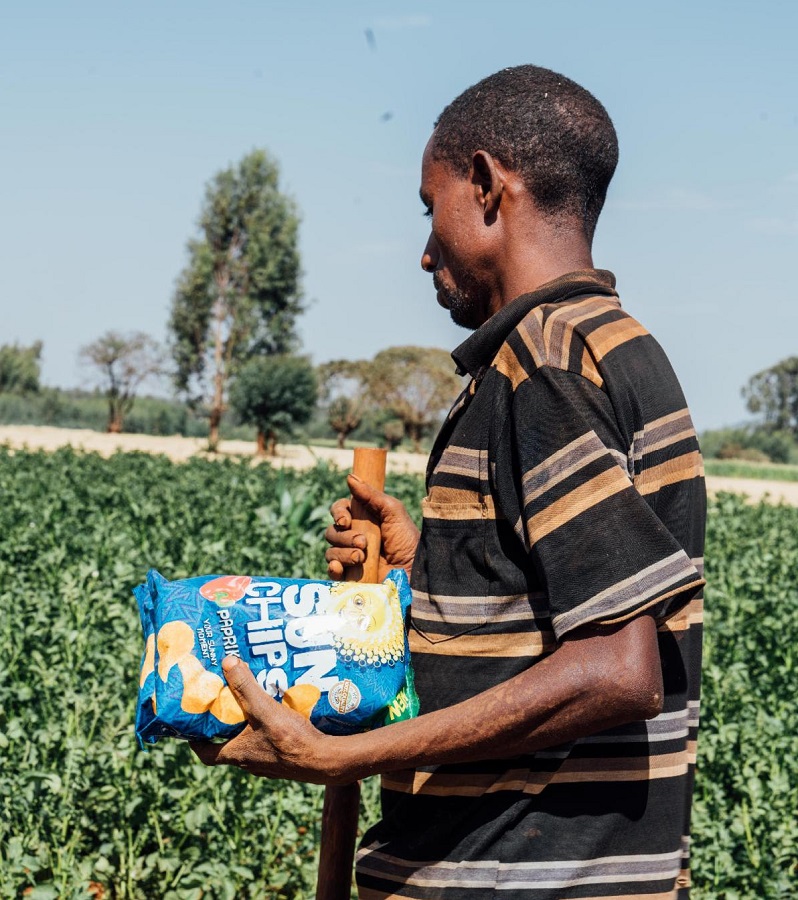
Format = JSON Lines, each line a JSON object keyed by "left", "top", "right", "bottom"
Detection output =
{"left": 331, "top": 613, "right": 663, "bottom": 783}
{"left": 191, "top": 612, "right": 662, "bottom": 786}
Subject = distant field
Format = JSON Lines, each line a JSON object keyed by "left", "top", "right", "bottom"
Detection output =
{"left": 704, "top": 458, "right": 798, "bottom": 483}
{"left": 0, "top": 424, "right": 429, "bottom": 475}
{"left": 5, "top": 425, "right": 798, "bottom": 505}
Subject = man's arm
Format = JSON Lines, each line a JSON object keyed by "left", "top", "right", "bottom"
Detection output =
{"left": 191, "top": 478, "right": 663, "bottom": 784}
{"left": 191, "top": 611, "right": 661, "bottom": 785}
{"left": 339, "top": 611, "right": 662, "bottom": 778}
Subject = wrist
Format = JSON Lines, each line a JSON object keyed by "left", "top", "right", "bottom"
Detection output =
{"left": 322, "top": 732, "right": 369, "bottom": 785}
{"left": 337, "top": 728, "right": 395, "bottom": 784}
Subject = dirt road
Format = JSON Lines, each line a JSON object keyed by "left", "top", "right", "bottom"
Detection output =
{"left": 2, "top": 424, "right": 797, "bottom": 506}
{"left": 0, "top": 425, "right": 429, "bottom": 474}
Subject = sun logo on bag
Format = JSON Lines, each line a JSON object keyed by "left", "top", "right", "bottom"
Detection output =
{"left": 321, "top": 582, "right": 405, "bottom": 667}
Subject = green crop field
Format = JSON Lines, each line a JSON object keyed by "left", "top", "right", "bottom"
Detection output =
{"left": 1, "top": 447, "right": 796, "bottom": 899}
{"left": 704, "top": 458, "right": 798, "bottom": 483}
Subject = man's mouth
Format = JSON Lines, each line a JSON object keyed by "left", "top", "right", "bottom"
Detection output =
{"left": 433, "top": 274, "right": 450, "bottom": 308}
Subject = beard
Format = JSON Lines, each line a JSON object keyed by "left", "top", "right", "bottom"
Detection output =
{"left": 433, "top": 271, "right": 490, "bottom": 331}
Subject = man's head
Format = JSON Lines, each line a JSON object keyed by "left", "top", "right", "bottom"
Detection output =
{"left": 432, "top": 65, "right": 618, "bottom": 241}
{"left": 420, "top": 65, "right": 618, "bottom": 329}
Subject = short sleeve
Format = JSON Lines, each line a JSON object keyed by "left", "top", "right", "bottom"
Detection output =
{"left": 493, "top": 366, "right": 704, "bottom": 640}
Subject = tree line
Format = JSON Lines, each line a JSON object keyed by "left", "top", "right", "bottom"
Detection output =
{"left": 702, "top": 356, "right": 798, "bottom": 465}
{"left": 0, "top": 335, "right": 462, "bottom": 456}
{"left": 6, "top": 145, "right": 795, "bottom": 461}
{"left": 7, "top": 338, "right": 798, "bottom": 463}
{"left": 2, "top": 149, "right": 463, "bottom": 455}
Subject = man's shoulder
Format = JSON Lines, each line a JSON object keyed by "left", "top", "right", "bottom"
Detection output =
{"left": 491, "top": 292, "right": 646, "bottom": 390}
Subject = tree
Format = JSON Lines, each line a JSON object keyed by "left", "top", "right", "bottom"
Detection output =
{"left": 366, "top": 346, "right": 462, "bottom": 451}
{"left": 0, "top": 341, "right": 42, "bottom": 394}
{"left": 79, "top": 331, "right": 162, "bottom": 433}
{"left": 317, "top": 360, "right": 372, "bottom": 449}
{"left": 169, "top": 149, "right": 303, "bottom": 450}
{"left": 229, "top": 355, "right": 317, "bottom": 456}
{"left": 743, "top": 357, "right": 798, "bottom": 438}
{"left": 382, "top": 418, "right": 405, "bottom": 451}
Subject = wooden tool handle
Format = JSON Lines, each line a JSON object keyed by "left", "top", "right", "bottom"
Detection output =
{"left": 315, "top": 447, "right": 388, "bottom": 900}
{"left": 344, "top": 448, "right": 387, "bottom": 584}
{"left": 315, "top": 782, "right": 362, "bottom": 900}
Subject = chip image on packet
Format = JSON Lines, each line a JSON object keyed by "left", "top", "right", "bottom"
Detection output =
{"left": 133, "top": 568, "right": 419, "bottom": 745}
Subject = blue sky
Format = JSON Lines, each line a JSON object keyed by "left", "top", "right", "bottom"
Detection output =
{"left": 2, "top": 0, "right": 796, "bottom": 431}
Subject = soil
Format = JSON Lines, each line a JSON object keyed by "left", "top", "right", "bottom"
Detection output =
{"left": 0, "top": 425, "right": 429, "bottom": 475}
{"left": 2, "top": 424, "right": 798, "bottom": 506}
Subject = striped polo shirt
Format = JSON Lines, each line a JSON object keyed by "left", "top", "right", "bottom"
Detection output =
{"left": 357, "top": 270, "right": 706, "bottom": 899}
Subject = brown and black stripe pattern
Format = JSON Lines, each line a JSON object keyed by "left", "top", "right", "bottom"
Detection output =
{"left": 357, "top": 270, "right": 706, "bottom": 899}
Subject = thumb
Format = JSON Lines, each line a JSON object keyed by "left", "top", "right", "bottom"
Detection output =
{"left": 222, "top": 655, "right": 270, "bottom": 721}
{"left": 347, "top": 474, "right": 393, "bottom": 517}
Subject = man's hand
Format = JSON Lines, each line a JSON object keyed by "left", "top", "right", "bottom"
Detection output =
{"left": 190, "top": 656, "right": 347, "bottom": 785}
{"left": 324, "top": 474, "right": 420, "bottom": 582}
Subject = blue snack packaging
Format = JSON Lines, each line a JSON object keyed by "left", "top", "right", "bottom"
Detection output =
{"left": 133, "top": 568, "right": 419, "bottom": 745}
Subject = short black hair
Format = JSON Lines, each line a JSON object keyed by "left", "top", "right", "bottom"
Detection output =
{"left": 432, "top": 65, "right": 618, "bottom": 240}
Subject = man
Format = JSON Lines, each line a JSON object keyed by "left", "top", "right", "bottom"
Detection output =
{"left": 193, "top": 65, "right": 706, "bottom": 899}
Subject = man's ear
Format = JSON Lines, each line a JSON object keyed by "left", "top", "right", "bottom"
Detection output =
{"left": 471, "top": 150, "right": 503, "bottom": 223}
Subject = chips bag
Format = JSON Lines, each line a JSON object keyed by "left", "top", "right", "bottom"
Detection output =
{"left": 134, "top": 568, "right": 419, "bottom": 745}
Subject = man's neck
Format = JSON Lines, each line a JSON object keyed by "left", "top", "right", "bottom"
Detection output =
{"left": 488, "top": 222, "right": 595, "bottom": 315}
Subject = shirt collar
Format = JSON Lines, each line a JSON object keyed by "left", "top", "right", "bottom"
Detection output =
{"left": 451, "top": 269, "right": 618, "bottom": 378}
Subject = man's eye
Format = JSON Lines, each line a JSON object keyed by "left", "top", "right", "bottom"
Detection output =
{"left": 423, "top": 208, "right": 433, "bottom": 219}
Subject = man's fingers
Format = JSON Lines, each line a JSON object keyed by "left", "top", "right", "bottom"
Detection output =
{"left": 332, "top": 478, "right": 404, "bottom": 529}
{"left": 325, "top": 547, "right": 365, "bottom": 567}
{"left": 347, "top": 474, "right": 378, "bottom": 508}
{"left": 324, "top": 526, "right": 367, "bottom": 550}
{"left": 222, "top": 656, "right": 270, "bottom": 722}
{"left": 347, "top": 474, "right": 399, "bottom": 519}
{"left": 329, "top": 498, "right": 351, "bottom": 527}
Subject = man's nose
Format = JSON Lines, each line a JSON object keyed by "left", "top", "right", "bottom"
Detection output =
{"left": 421, "top": 233, "right": 439, "bottom": 273}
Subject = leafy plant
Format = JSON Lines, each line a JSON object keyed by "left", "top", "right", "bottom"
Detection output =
{"left": 365, "top": 346, "right": 462, "bottom": 452}
{"left": 169, "top": 150, "right": 304, "bottom": 449}
{"left": 229, "top": 355, "right": 317, "bottom": 456}
{"left": 79, "top": 331, "right": 163, "bottom": 433}
{"left": 693, "top": 493, "right": 798, "bottom": 898}
{"left": 0, "top": 449, "right": 420, "bottom": 898}
{"left": 0, "top": 340, "right": 42, "bottom": 394}
{"left": 316, "top": 360, "right": 372, "bottom": 450}
{"left": 0, "top": 449, "right": 794, "bottom": 897}
{"left": 743, "top": 356, "right": 798, "bottom": 438}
